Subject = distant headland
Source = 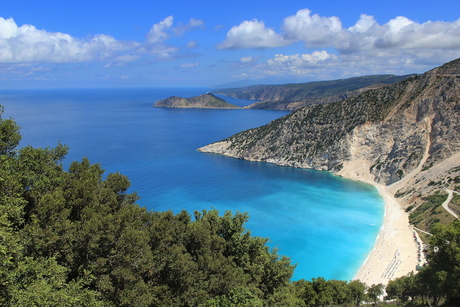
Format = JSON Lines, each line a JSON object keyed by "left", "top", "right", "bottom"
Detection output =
{"left": 153, "top": 93, "right": 239, "bottom": 109}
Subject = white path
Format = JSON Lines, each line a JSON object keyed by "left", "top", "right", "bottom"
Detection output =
{"left": 443, "top": 189, "right": 459, "bottom": 219}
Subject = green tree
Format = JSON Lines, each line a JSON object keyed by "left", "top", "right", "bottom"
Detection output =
{"left": 347, "top": 280, "right": 367, "bottom": 307}
{"left": 366, "top": 283, "right": 384, "bottom": 306}
{"left": 425, "top": 220, "right": 460, "bottom": 305}
{"left": 0, "top": 108, "right": 298, "bottom": 306}
{"left": 0, "top": 107, "right": 21, "bottom": 156}
{"left": 329, "top": 279, "right": 350, "bottom": 306}
{"left": 385, "top": 272, "right": 418, "bottom": 303}
{"left": 9, "top": 257, "right": 103, "bottom": 307}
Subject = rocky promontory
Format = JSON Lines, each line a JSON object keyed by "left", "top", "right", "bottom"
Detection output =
{"left": 199, "top": 58, "right": 460, "bottom": 231}
{"left": 153, "top": 93, "right": 239, "bottom": 109}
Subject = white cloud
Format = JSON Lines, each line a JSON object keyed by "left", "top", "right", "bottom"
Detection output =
{"left": 282, "top": 9, "right": 344, "bottom": 46}
{"left": 283, "top": 10, "right": 460, "bottom": 53}
{"left": 258, "top": 51, "right": 338, "bottom": 77}
{"left": 246, "top": 48, "right": 460, "bottom": 81}
{"left": 146, "top": 16, "right": 174, "bottom": 44}
{"left": 0, "top": 17, "right": 139, "bottom": 63}
{"left": 146, "top": 16, "right": 204, "bottom": 44}
{"left": 216, "top": 19, "right": 290, "bottom": 49}
{"left": 218, "top": 8, "right": 460, "bottom": 80}
{"left": 0, "top": 15, "right": 204, "bottom": 64}
{"left": 143, "top": 16, "right": 204, "bottom": 59}
{"left": 218, "top": 8, "right": 460, "bottom": 55}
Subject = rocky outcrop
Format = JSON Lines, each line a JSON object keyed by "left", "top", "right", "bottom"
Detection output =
{"left": 153, "top": 93, "right": 239, "bottom": 109}
{"left": 215, "top": 75, "right": 413, "bottom": 111}
{"left": 199, "top": 58, "right": 460, "bottom": 208}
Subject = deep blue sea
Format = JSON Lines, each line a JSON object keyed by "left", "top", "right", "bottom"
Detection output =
{"left": 0, "top": 87, "right": 383, "bottom": 281}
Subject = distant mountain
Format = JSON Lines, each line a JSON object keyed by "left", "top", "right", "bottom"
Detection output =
{"left": 214, "top": 75, "right": 414, "bottom": 110}
{"left": 210, "top": 79, "right": 258, "bottom": 89}
{"left": 210, "top": 77, "right": 293, "bottom": 89}
{"left": 199, "top": 58, "right": 460, "bottom": 231}
{"left": 153, "top": 93, "right": 239, "bottom": 109}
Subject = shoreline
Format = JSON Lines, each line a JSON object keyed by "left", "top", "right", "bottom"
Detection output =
{"left": 354, "top": 184, "right": 418, "bottom": 286}
{"left": 197, "top": 148, "right": 421, "bottom": 285}
{"left": 352, "top": 182, "right": 419, "bottom": 286}
{"left": 336, "top": 159, "right": 419, "bottom": 286}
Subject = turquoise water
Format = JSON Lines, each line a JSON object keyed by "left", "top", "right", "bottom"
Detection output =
{"left": 0, "top": 87, "right": 384, "bottom": 281}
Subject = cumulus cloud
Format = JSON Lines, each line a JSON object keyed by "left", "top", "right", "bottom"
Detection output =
{"left": 218, "top": 8, "right": 460, "bottom": 55}
{"left": 282, "top": 9, "right": 344, "bottom": 46}
{"left": 245, "top": 48, "right": 460, "bottom": 81}
{"left": 218, "top": 8, "right": 460, "bottom": 80}
{"left": 216, "top": 19, "right": 290, "bottom": 49}
{"left": 146, "top": 16, "right": 174, "bottom": 44}
{"left": 0, "top": 17, "right": 139, "bottom": 63}
{"left": 0, "top": 15, "right": 204, "bottom": 64}
{"left": 143, "top": 16, "right": 204, "bottom": 59}
{"left": 256, "top": 51, "right": 338, "bottom": 77}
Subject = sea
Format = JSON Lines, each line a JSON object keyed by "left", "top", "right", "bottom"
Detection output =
{"left": 0, "top": 87, "right": 384, "bottom": 281}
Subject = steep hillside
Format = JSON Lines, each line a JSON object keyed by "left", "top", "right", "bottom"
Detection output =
{"left": 199, "top": 58, "right": 460, "bottom": 231}
{"left": 215, "top": 75, "right": 413, "bottom": 110}
{"left": 154, "top": 93, "right": 239, "bottom": 109}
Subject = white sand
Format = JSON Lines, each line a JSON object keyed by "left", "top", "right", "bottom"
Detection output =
{"left": 338, "top": 159, "right": 419, "bottom": 286}
{"left": 353, "top": 183, "right": 419, "bottom": 286}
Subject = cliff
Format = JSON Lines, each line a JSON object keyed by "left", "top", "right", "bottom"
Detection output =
{"left": 215, "top": 75, "right": 413, "bottom": 110}
{"left": 154, "top": 93, "right": 239, "bottom": 109}
{"left": 199, "top": 58, "right": 460, "bottom": 224}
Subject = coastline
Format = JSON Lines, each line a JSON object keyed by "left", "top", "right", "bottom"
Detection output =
{"left": 338, "top": 160, "right": 419, "bottom": 285}
{"left": 197, "top": 145, "right": 422, "bottom": 285}
{"left": 353, "top": 183, "right": 418, "bottom": 286}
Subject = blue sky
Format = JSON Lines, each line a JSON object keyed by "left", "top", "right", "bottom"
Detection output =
{"left": 1, "top": 0, "right": 460, "bottom": 88}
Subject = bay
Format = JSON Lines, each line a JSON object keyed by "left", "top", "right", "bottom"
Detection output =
{"left": 0, "top": 87, "right": 384, "bottom": 281}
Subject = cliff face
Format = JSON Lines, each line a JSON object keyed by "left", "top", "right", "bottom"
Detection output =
{"left": 154, "top": 93, "right": 239, "bottom": 109}
{"left": 199, "top": 58, "right": 460, "bottom": 205}
{"left": 215, "top": 75, "right": 413, "bottom": 111}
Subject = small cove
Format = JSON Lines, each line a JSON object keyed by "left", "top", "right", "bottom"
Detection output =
{"left": 0, "top": 87, "right": 384, "bottom": 281}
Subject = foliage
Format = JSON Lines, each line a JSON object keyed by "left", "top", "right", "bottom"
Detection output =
{"left": 409, "top": 192, "right": 453, "bottom": 232}
{"left": 7, "top": 104, "right": 460, "bottom": 306}
{"left": 386, "top": 220, "right": 460, "bottom": 306}
{"left": 0, "top": 109, "right": 297, "bottom": 306}
{"left": 292, "top": 277, "right": 373, "bottom": 307}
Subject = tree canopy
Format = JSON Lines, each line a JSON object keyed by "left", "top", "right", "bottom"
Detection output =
{"left": 0, "top": 108, "right": 297, "bottom": 306}
{"left": 4, "top": 106, "right": 460, "bottom": 306}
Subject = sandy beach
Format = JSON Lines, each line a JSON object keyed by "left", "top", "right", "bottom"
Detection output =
{"left": 353, "top": 183, "right": 419, "bottom": 286}
{"left": 338, "top": 159, "right": 419, "bottom": 286}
